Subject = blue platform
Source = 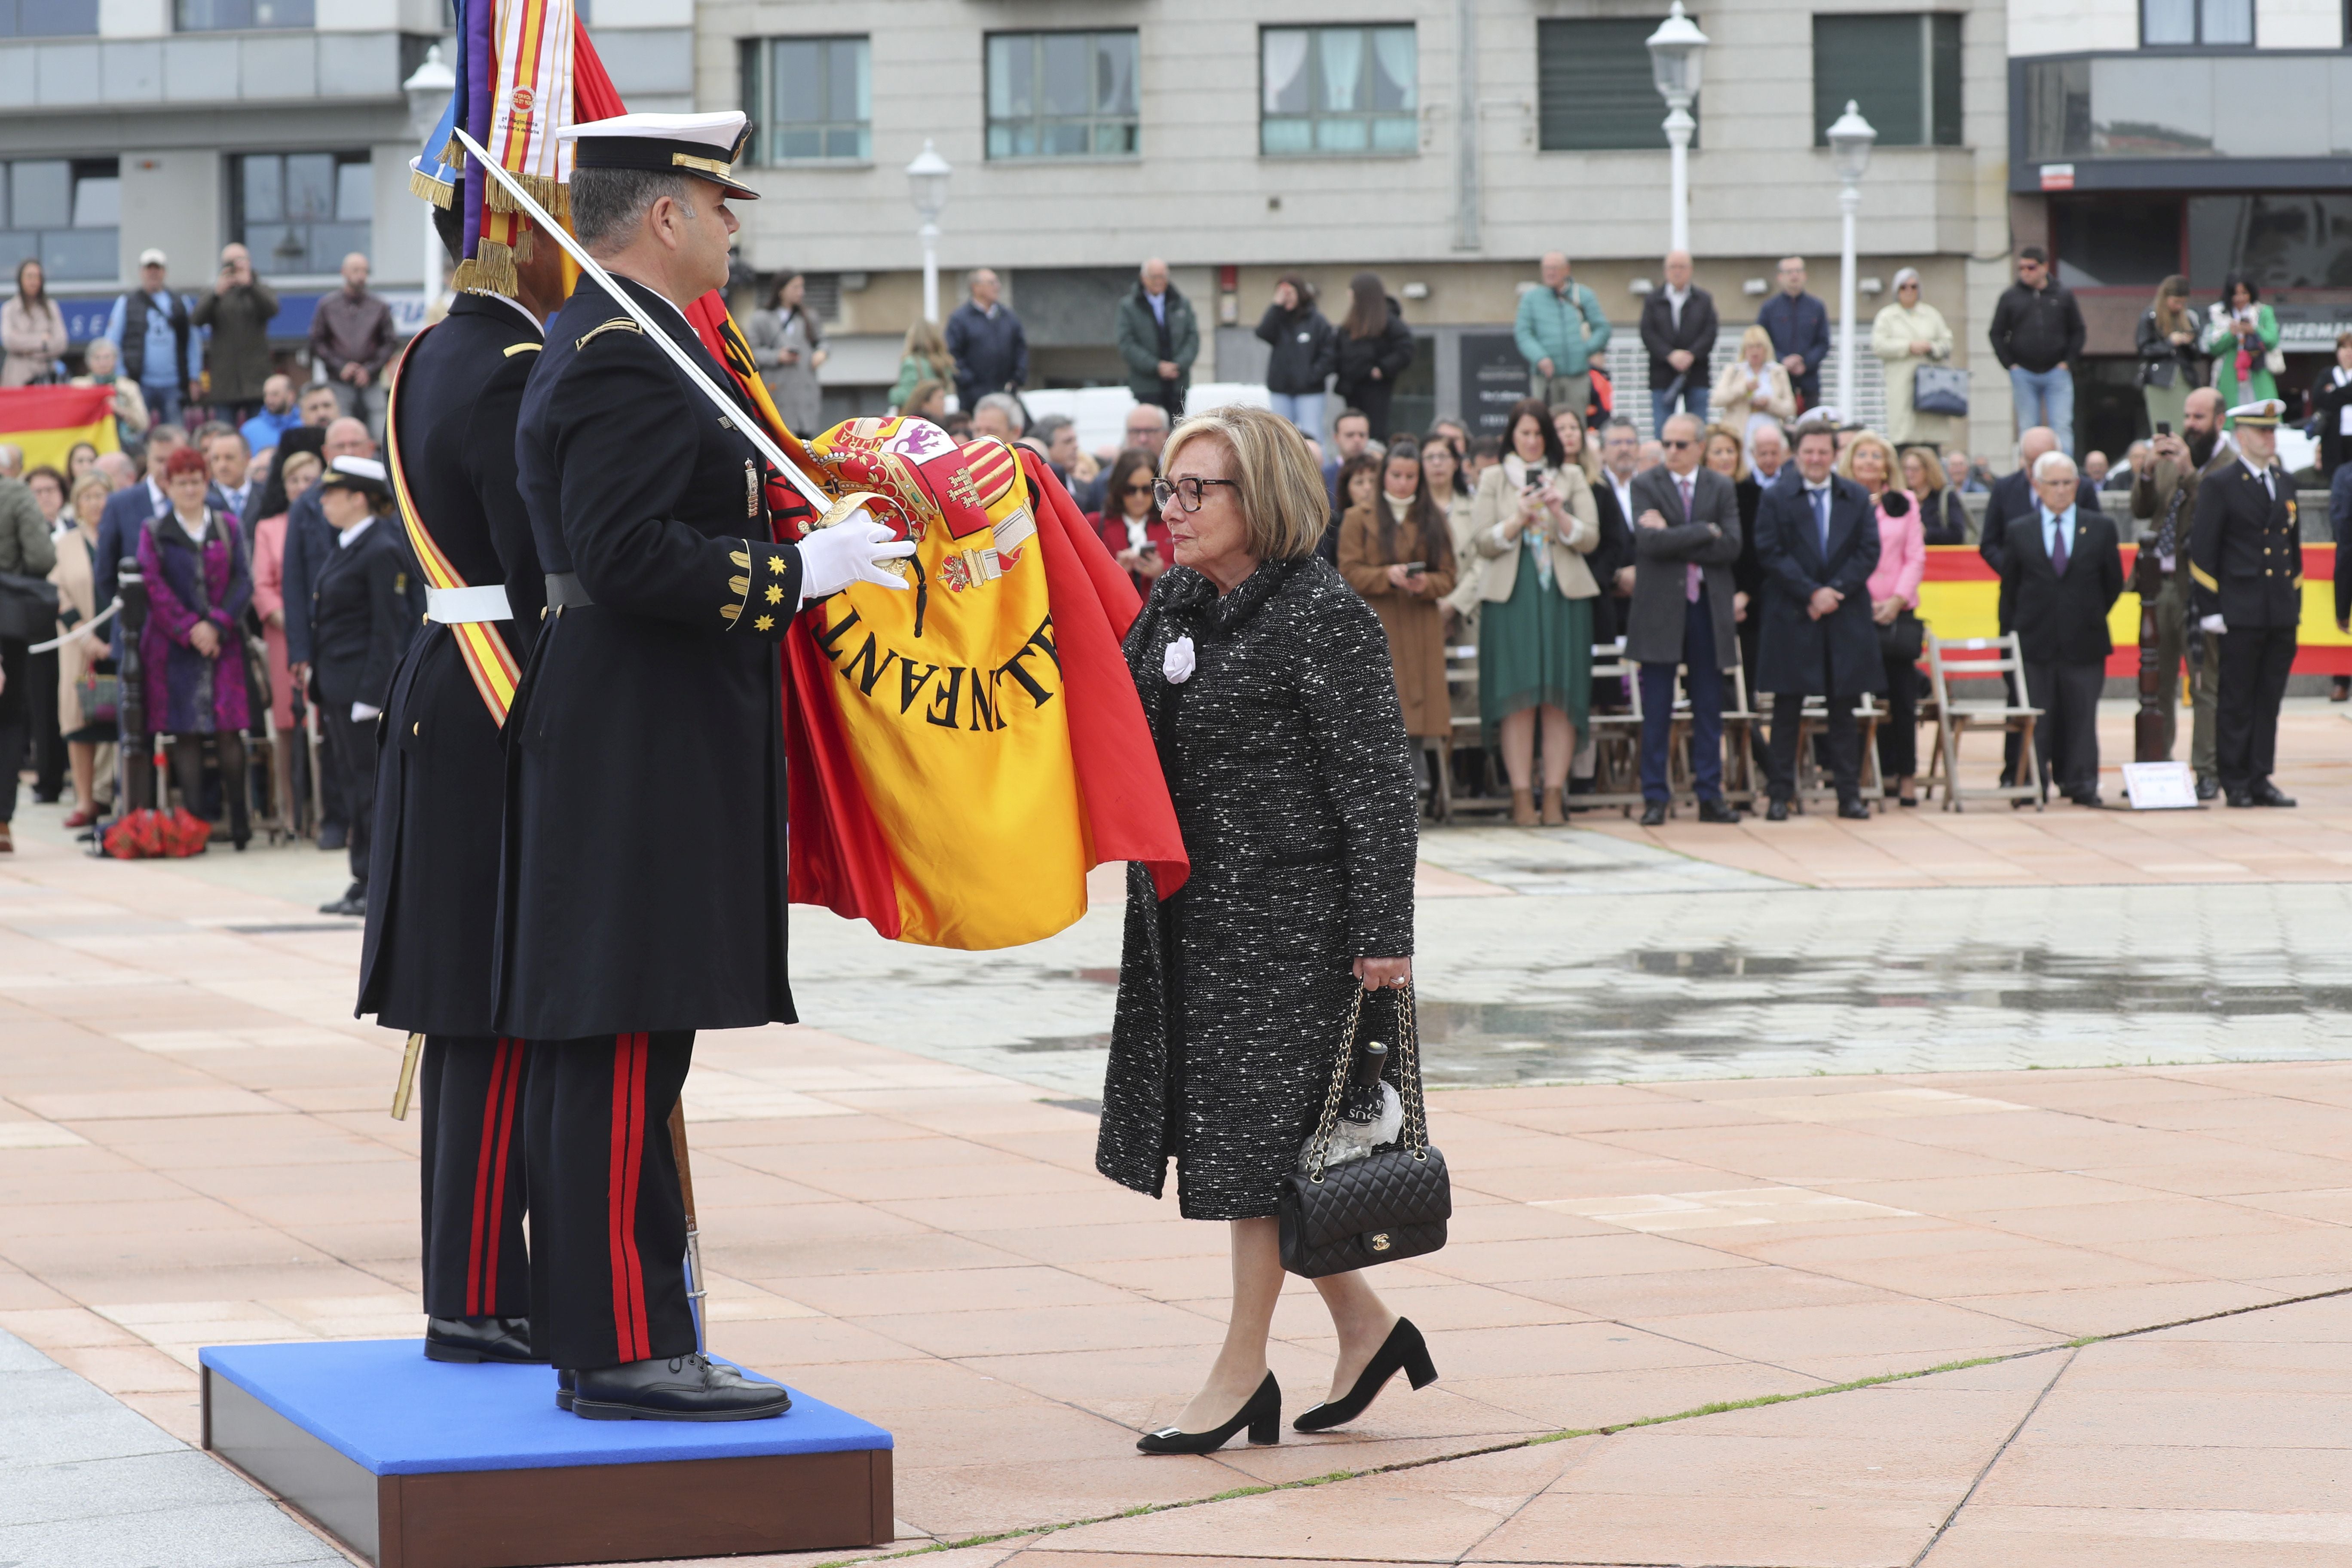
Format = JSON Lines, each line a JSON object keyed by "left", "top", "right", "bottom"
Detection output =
{"left": 200, "top": 1340, "right": 891, "bottom": 1474}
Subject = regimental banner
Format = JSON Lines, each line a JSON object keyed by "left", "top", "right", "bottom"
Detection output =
{"left": 1919, "top": 545, "right": 2352, "bottom": 677}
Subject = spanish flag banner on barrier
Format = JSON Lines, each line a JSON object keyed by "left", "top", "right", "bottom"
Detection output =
{"left": 1919, "top": 545, "right": 2352, "bottom": 677}
{"left": 0, "top": 386, "right": 119, "bottom": 473}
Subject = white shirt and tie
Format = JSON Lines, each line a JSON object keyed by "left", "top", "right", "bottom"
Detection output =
{"left": 1804, "top": 479, "right": 1834, "bottom": 555}
{"left": 2039, "top": 505, "right": 2076, "bottom": 573}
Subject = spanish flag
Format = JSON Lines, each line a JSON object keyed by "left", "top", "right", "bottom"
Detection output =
{"left": 0, "top": 385, "right": 119, "bottom": 472}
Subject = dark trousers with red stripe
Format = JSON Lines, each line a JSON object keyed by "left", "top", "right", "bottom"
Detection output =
{"left": 524, "top": 1031, "right": 698, "bottom": 1372}
{"left": 419, "top": 1036, "right": 531, "bottom": 1319}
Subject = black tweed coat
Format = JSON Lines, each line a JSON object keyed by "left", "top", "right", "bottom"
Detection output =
{"left": 1097, "top": 556, "right": 1419, "bottom": 1221}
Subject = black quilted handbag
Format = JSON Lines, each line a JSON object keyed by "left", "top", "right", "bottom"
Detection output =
{"left": 1277, "top": 983, "right": 1451, "bottom": 1278}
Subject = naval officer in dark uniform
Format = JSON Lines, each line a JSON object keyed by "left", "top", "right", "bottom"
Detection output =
{"left": 2190, "top": 398, "right": 2300, "bottom": 808}
{"left": 357, "top": 200, "right": 566, "bottom": 1368}
{"left": 503, "top": 110, "right": 912, "bottom": 1421}
{"left": 310, "top": 456, "right": 412, "bottom": 914}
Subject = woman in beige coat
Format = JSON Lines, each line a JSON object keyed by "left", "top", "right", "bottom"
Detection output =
{"left": 1871, "top": 269, "right": 1957, "bottom": 447}
{"left": 50, "top": 474, "right": 116, "bottom": 825}
{"left": 1712, "top": 325, "right": 1796, "bottom": 454}
{"left": 1467, "top": 398, "right": 1600, "bottom": 825}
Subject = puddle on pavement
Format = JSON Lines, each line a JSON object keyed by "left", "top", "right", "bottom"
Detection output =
{"left": 1416, "top": 942, "right": 2352, "bottom": 1084}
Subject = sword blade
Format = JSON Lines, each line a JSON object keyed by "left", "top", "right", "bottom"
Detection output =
{"left": 448, "top": 128, "right": 832, "bottom": 517}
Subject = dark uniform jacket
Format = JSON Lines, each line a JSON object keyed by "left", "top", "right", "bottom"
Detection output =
{"left": 497, "top": 273, "right": 805, "bottom": 1041}
{"left": 359, "top": 293, "right": 548, "bottom": 1035}
{"left": 2191, "top": 454, "right": 2302, "bottom": 630}
{"left": 1751, "top": 471, "right": 1884, "bottom": 697}
{"left": 309, "top": 518, "right": 410, "bottom": 710}
{"left": 1998, "top": 508, "right": 2125, "bottom": 666}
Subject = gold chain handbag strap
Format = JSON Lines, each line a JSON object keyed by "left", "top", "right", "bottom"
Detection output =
{"left": 1304, "top": 985, "right": 1369, "bottom": 1184}
{"left": 1396, "top": 980, "right": 1430, "bottom": 1160}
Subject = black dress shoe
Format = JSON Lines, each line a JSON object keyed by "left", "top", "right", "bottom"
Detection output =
{"left": 1837, "top": 798, "right": 1871, "bottom": 820}
{"left": 318, "top": 882, "right": 365, "bottom": 918}
{"left": 2069, "top": 790, "right": 2103, "bottom": 808}
{"left": 1639, "top": 801, "right": 1668, "bottom": 827}
{"left": 425, "top": 1316, "right": 542, "bottom": 1365}
{"left": 1764, "top": 799, "right": 1790, "bottom": 822}
{"left": 2225, "top": 789, "right": 2256, "bottom": 808}
{"left": 570, "top": 1353, "right": 791, "bottom": 1422}
{"left": 1697, "top": 798, "right": 1738, "bottom": 824}
{"left": 557, "top": 1368, "right": 575, "bottom": 1411}
{"left": 1293, "top": 1320, "right": 1438, "bottom": 1433}
{"left": 1138, "top": 1371, "right": 1280, "bottom": 1454}
{"left": 2196, "top": 774, "right": 2220, "bottom": 802}
{"left": 317, "top": 822, "right": 347, "bottom": 851}
{"left": 2252, "top": 780, "right": 2298, "bottom": 807}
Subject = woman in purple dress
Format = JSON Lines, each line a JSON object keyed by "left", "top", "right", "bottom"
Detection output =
{"left": 138, "top": 444, "right": 253, "bottom": 848}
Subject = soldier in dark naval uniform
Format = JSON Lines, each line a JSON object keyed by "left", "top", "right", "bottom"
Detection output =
{"left": 357, "top": 199, "right": 566, "bottom": 1367}
{"left": 309, "top": 456, "right": 411, "bottom": 915}
{"left": 503, "top": 111, "right": 912, "bottom": 1421}
{"left": 2190, "top": 398, "right": 2300, "bottom": 808}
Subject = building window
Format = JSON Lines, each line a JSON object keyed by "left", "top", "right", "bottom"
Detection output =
{"left": 985, "top": 31, "right": 1138, "bottom": 159}
{"left": 2052, "top": 194, "right": 2184, "bottom": 289}
{"left": 1813, "top": 14, "right": 1962, "bottom": 148}
{"left": 741, "top": 37, "right": 870, "bottom": 163}
{"left": 1537, "top": 18, "right": 1694, "bottom": 152}
{"left": 2142, "top": 0, "right": 2252, "bottom": 45}
{"left": 232, "top": 152, "right": 370, "bottom": 277}
{"left": 0, "top": 159, "right": 118, "bottom": 282}
{"left": 0, "top": 0, "right": 98, "bottom": 36}
{"left": 175, "top": 0, "right": 312, "bottom": 27}
{"left": 1260, "top": 26, "right": 1417, "bottom": 156}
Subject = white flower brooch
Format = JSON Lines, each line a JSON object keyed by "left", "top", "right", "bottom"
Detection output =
{"left": 1162, "top": 635, "right": 1196, "bottom": 685}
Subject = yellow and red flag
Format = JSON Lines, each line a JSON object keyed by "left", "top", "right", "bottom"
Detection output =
{"left": 0, "top": 385, "right": 118, "bottom": 473}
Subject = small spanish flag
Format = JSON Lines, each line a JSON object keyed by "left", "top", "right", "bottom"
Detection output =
{"left": 0, "top": 385, "right": 120, "bottom": 472}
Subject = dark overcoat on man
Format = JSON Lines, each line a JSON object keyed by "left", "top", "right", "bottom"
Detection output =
{"left": 498, "top": 273, "right": 805, "bottom": 1042}
{"left": 1999, "top": 509, "right": 2125, "bottom": 669}
{"left": 1978, "top": 465, "right": 2101, "bottom": 583}
{"left": 1621, "top": 462, "right": 1742, "bottom": 668}
{"left": 1637, "top": 286, "right": 1719, "bottom": 396}
{"left": 1751, "top": 471, "right": 1884, "bottom": 697}
{"left": 360, "top": 292, "right": 548, "bottom": 1036}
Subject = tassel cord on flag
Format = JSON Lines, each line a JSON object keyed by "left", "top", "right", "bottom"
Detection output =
{"left": 449, "top": 128, "right": 836, "bottom": 520}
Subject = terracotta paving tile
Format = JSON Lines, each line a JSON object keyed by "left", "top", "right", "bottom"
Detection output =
{"left": 1037, "top": 1475, "right": 1522, "bottom": 1562}
{"left": 780, "top": 1265, "right": 1136, "bottom": 1319}
{"left": 1975, "top": 1442, "right": 2352, "bottom": 1513}
{"left": 1629, "top": 1298, "right": 2056, "bottom": 1367}
{"left": 1949, "top": 1279, "right": 2285, "bottom": 1336}
{"left": 1442, "top": 1363, "right": 1830, "bottom": 1431}
{"left": 1472, "top": 1490, "right": 1945, "bottom": 1565}
{"left": 1412, "top": 1231, "right": 1736, "bottom": 1286}
{"left": 1926, "top": 1519, "right": 2352, "bottom": 1568}
{"left": 843, "top": 1300, "right": 1226, "bottom": 1359}
{"left": 2092, "top": 1226, "right": 2352, "bottom": 1280}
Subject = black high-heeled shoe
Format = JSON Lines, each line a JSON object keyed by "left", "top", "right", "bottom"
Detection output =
{"left": 1292, "top": 1318, "right": 1436, "bottom": 1432}
{"left": 1136, "top": 1371, "right": 1281, "bottom": 1454}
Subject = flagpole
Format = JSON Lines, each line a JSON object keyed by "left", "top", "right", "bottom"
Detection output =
{"left": 449, "top": 128, "right": 833, "bottom": 518}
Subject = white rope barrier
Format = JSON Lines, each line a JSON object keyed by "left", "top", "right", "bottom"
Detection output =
{"left": 27, "top": 597, "right": 120, "bottom": 654}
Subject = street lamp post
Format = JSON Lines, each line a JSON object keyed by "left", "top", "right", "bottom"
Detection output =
{"left": 1826, "top": 100, "right": 1877, "bottom": 421}
{"left": 403, "top": 44, "right": 455, "bottom": 306}
{"left": 1645, "top": 0, "right": 1709, "bottom": 255}
{"left": 904, "top": 140, "right": 952, "bottom": 325}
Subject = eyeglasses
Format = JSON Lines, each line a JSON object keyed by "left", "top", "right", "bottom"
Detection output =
{"left": 1153, "top": 476, "right": 1241, "bottom": 512}
{"left": 1123, "top": 482, "right": 1156, "bottom": 496}
{"left": 1661, "top": 438, "right": 1695, "bottom": 450}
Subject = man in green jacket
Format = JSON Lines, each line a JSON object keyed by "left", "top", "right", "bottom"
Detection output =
{"left": 1514, "top": 252, "right": 1611, "bottom": 418}
{"left": 1116, "top": 258, "right": 1199, "bottom": 424}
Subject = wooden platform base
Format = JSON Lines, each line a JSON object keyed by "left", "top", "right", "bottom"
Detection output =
{"left": 200, "top": 1341, "right": 893, "bottom": 1568}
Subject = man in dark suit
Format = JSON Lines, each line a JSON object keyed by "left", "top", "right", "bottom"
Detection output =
{"left": 1757, "top": 256, "right": 1830, "bottom": 409}
{"left": 1752, "top": 423, "right": 1882, "bottom": 819}
{"left": 505, "top": 111, "right": 912, "bottom": 1420}
{"left": 2192, "top": 398, "right": 2302, "bottom": 808}
{"left": 355, "top": 198, "right": 559, "bottom": 1370}
{"left": 1639, "top": 250, "right": 1718, "bottom": 434}
{"left": 1623, "top": 413, "right": 1741, "bottom": 826}
{"left": 1979, "top": 425, "right": 2103, "bottom": 787}
{"left": 282, "top": 415, "right": 385, "bottom": 848}
{"left": 2000, "top": 451, "right": 2124, "bottom": 805}
{"left": 307, "top": 457, "right": 411, "bottom": 915}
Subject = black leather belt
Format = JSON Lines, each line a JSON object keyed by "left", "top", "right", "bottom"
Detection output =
{"left": 545, "top": 572, "right": 594, "bottom": 609}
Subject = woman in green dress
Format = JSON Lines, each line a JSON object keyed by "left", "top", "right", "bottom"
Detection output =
{"left": 1466, "top": 398, "right": 1599, "bottom": 825}
{"left": 2203, "top": 272, "right": 2280, "bottom": 407}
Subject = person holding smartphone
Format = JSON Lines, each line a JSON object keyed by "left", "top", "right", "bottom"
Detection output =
{"left": 1465, "top": 399, "right": 1601, "bottom": 825}
{"left": 1338, "top": 438, "right": 1459, "bottom": 766}
{"left": 1089, "top": 447, "right": 1173, "bottom": 594}
{"left": 191, "top": 242, "right": 279, "bottom": 427}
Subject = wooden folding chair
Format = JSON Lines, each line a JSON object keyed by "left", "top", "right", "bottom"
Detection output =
{"left": 1444, "top": 642, "right": 1512, "bottom": 818}
{"left": 1922, "top": 631, "right": 2042, "bottom": 812}
{"left": 1583, "top": 639, "right": 1646, "bottom": 815}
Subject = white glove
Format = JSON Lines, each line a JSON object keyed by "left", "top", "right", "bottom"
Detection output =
{"left": 795, "top": 509, "right": 917, "bottom": 602}
{"left": 2199, "top": 614, "right": 2226, "bottom": 633}
{"left": 352, "top": 701, "right": 381, "bottom": 722}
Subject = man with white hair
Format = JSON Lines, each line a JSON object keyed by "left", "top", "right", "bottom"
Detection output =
{"left": 1638, "top": 249, "right": 1717, "bottom": 434}
{"left": 1514, "top": 252, "right": 1609, "bottom": 416}
{"left": 1117, "top": 257, "right": 1197, "bottom": 424}
{"left": 1980, "top": 426, "right": 2103, "bottom": 789}
{"left": 969, "top": 392, "right": 1024, "bottom": 443}
{"left": 2000, "top": 449, "right": 2123, "bottom": 805}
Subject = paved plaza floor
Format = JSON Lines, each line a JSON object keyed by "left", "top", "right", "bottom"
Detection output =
{"left": 4, "top": 698, "right": 2352, "bottom": 1566}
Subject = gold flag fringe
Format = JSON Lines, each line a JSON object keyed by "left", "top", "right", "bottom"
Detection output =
{"left": 449, "top": 238, "right": 518, "bottom": 298}
{"left": 409, "top": 168, "right": 456, "bottom": 208}
{"left": 439, "top": 136, "right": 468, "bottom": 171}
{"left": 487, "top": 171, "right": 568, "bottom": 225}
